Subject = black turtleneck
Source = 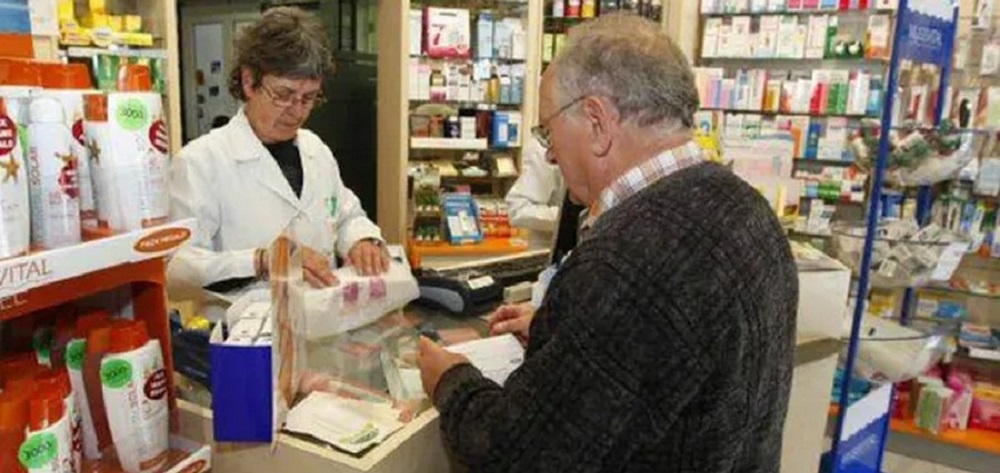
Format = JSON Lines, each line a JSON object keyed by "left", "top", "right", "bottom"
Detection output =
{"left": 265, "top": 139, "right": 303, "bottom": 198}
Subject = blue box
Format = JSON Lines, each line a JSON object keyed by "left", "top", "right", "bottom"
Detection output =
{"left": 209, "top": 291, "right": 276, "bottom": 443}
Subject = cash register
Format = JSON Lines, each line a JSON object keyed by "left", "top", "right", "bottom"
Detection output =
{"left": 415, "top": 251, "right": 550, "bottom": 316}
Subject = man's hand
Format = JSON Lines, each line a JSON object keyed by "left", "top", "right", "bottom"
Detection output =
{"left": 347, "top": 239, "right": 391, "bottom": 276}
{"left": 301, "top": 246, "right": 338, "bottom": 288}
{"left": 487, "top": 303, "right": 535, "bottom": 347}
{"left": 417, "top": 336, "right": 470, "bottom": 400}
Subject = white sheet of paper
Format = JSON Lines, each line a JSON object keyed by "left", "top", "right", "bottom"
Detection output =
{"left": 446, "top": 334, "right": 525, "bottom": 386}
{"left": 284, "top": 392, "right": 404, "bottom": 454}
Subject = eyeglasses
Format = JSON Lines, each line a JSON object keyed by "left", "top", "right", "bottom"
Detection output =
{"left": 531, "top": 95, "right": 587, "bottom": 149}
{"left": 260, "top": 82, "right": 327, "bottom": 109}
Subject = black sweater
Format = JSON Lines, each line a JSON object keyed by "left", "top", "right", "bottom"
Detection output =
{"left": 434, "top": 163, "right": 799, "bottom": 472}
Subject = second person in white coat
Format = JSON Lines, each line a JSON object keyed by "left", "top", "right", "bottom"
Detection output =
{"left": 168, "top": 7, "right": 388, "bottom": 304}
{"left": 504, "top": 135, "right": 564, "bottom": 248}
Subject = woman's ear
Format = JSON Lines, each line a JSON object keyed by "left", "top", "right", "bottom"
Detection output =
{"left": 580, "top": 96, "right": 614, "bottom": 158}
{"left": 241, "top": 67, "right": 258, "bottom": 100}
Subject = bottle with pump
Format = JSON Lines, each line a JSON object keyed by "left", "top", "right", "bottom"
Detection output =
{"left": 28, "top": 96, "right": 81, "bottom": 250}
{"left": 20, "top": 386, "right": 73, "bottom": 473}
{"left": 100, "top": 320, "right": 168, "bottom": 473}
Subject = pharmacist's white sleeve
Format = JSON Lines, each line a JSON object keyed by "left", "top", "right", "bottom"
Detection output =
{"left": 167, "top": 148, "right": 256, "bottom": 298}
{"left": 505, "top": 137, "right": 563, "bottom": 233}
{"left": 329, "top": 151, "right": 383, "bottom": 258}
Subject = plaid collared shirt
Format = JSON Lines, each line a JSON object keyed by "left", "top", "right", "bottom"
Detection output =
{"left": 583, "top": 141, "right": 705, "bottom": 230}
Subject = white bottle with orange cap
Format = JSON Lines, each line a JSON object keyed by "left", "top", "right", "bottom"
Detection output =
{"left": 34, "top": 369, "right": 81, "bottom": 473}
{"left": 105, "top": 65, "right": 169, "bottom": 230}
{"left": 100, "top": 319, "right": 168, "bottom": 473}
{"left": 18, "top": 385, "right": 74, "bottom": 473}
{"left": 28, "top": 96, "right": 81, "bottom": 249}
{"left": 64, "top": 310, "right": 111, "bottom": 460}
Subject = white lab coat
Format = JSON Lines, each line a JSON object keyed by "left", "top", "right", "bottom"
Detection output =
{"left": 167, "top": 109, "right": 382, "bottom": 300}
{"left": 505, "top": 136, "right": 564, "bottom": 247}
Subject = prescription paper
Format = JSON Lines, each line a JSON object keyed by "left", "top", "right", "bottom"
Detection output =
{"left": 446, "top": 334, "right": 525, "bottom": 386}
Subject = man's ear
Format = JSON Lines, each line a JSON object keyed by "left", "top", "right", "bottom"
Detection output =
{"left": 580, "top": 96, "right": 615, "bottom": 158}
{"left": 241, "top": 67, "right": 258, "bottom": 100}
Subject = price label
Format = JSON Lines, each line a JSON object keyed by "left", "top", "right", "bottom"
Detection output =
{"left": 115, "top": 99, "right": 149, "bottom": 131}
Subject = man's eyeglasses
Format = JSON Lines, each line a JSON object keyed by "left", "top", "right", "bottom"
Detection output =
{"left": 260, "top": 83, "right": 327, "bottom": 109}
{"left": 531, "top": 95, "right": 586, "bottom": 149}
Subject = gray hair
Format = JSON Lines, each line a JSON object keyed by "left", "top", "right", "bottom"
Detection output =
{"left": 228, "top": 7, "right": 333, "bottom": 101}
{"left": 549, "top": 14, "right": 699, "bottom": 131}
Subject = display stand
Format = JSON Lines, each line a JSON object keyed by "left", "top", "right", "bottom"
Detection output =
{"left": 0, "top": 219, "right": 211, "bottom": 472}
{"left": 826, "top": 1, "right": 960, "bottom": 472}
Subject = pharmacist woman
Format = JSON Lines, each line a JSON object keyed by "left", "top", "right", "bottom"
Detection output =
{"left": 167, "top": 7, "right": 388, "bottom": 309}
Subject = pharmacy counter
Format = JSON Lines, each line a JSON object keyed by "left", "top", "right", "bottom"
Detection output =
{"left": 178, "top": 257, "right": 848, "bottom": 473}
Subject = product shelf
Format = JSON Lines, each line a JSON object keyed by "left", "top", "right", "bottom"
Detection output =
{"left": 408, "top": 237, "right": 528, "bottom": 257}
{"left": 918, "top": 285, "right": 1000, "bottom": 301}
{"left": 702, "top": 107, "right": 873, "bottom": 119}
{"left": 0, "top": 219, "right": 196, "bottom": 310}
{"left": 889, "top": 419, "right": 1000, "bottom": 456}
{"left": 703, "top": 9, "right": 896, "bottom": 18}
{"left": 61, "top": 46, "right": 169, "bottom": 59}
{"left": 410, "top": 137, "right": 489, "bottom": 151}
{"left": 794, "top": 158, "right": 858, "bottom": 167}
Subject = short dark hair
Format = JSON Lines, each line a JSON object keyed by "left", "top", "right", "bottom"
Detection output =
{"left": 228, "top": 7, "right": 333, "bottom": 101}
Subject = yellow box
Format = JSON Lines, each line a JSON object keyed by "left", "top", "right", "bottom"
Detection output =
{"left": 89, "top": 0, "right": 107, "bottom": 15}
{"left": 108, "top": 15, "right": 124, "bottom": 33}
{"left": 125, "top": 15, "right": 143, "bottom": 33}
{"left": 57, "top": 0, "right": 75, "bottom": 22}
{"left": 82, "top": 13, "right": 110, "bottom": 29}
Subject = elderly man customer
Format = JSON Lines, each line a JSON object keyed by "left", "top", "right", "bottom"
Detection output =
{"left": 417, "top": 13, "right": 799, "bottom": 473}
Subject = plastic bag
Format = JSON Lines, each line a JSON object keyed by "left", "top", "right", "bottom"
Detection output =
{"left": 848, "top": 315, "right": 952, "bottom": 383}
{"left": 292, "top": 248, "right": 420, "bottom": 340}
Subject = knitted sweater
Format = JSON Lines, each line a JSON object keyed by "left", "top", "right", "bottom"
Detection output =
{"left": 434, "top": 163, "right": 799, "bottom": 473}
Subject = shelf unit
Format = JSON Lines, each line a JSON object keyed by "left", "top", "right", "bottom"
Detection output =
{"left": 693, "top": 2, "right": 901, "bottom": 238}
{"left": 377, "top": 0, "right": 544, "bottom": 264}
{"left": 0, "top": 220, "right": 211, "bottom": 471}
{"left": 540, "top": 2, "right": 668, "bottom": 68}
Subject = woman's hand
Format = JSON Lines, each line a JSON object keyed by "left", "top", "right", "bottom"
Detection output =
{"left": 348, "top": 239, "right": 391, "bottom": 276}
{"left": 486, "top": 303, "right": 535, "bottom": 347}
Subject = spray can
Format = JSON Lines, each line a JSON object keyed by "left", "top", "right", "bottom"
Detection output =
{"left": 38, "top": 63, "right": 98, "bottom": 229}
{"left": 28, "top": 97, "right": 81, "bottom": 249}
{"left": 0, "top": 97, "right": 31, "bottom": 259}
